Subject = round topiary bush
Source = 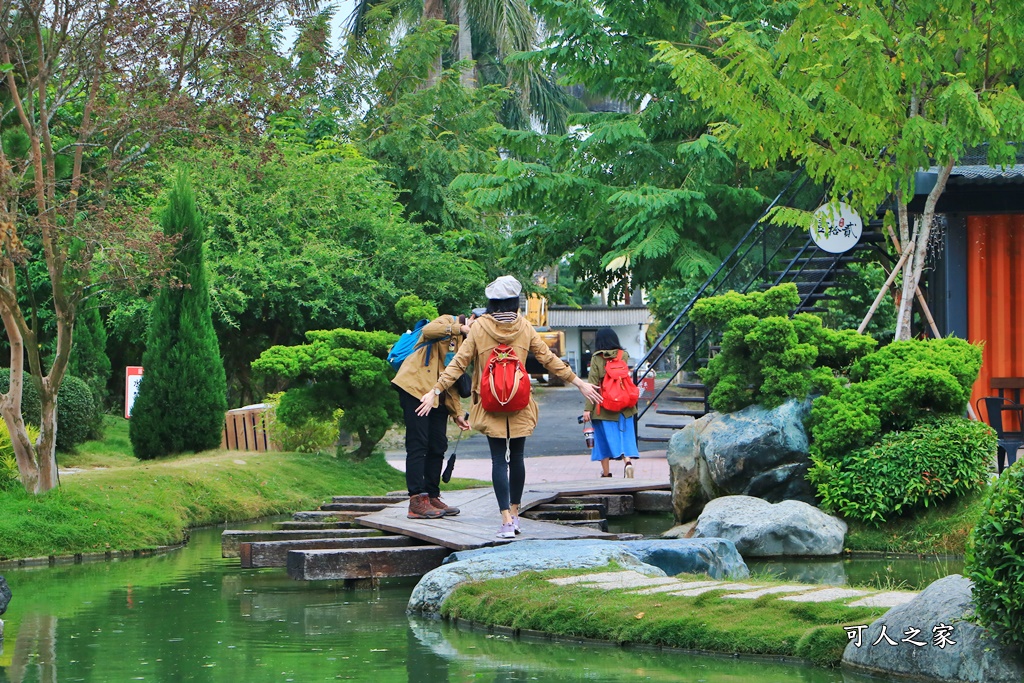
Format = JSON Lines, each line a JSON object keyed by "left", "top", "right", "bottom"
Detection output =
{"left": 966, "top": 462, "right": 1024, "bottom": 650}
{"left": 0, "top": 371, "right": 97, "bottom": 451}
{"left": 809, "top": 415, "right": 995, "bottom": 525}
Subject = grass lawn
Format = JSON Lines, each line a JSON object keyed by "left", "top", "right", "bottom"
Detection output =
{"left": 442, "top": 567, "right": 889, "bottom": 667}
{"left": 0, "top": 416, "right": 482, "bottom": 560}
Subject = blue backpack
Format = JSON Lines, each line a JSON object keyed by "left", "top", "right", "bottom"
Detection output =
{"left": 387, "top": 319, "right": 433, "bottom": 371}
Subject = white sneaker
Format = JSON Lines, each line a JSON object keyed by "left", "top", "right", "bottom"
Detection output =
{"left": 624, "top": 461, "right": 635, "bottom": 479}
{"left": 496, "top": 522, "right": 516, "bottom": 539}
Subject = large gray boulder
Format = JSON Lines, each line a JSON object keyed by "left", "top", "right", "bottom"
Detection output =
{"left": 668, "top": 399, "right": 815, "bottom": 521}
{"left": 843, "top": 575, "right": 1024, "bottom": 683}
{"left": 693, "top": 495, "right": 846, "bottom": 556}
{"left": 407, "top": 538, "right": 748, "bottom": 614}
{"left": 0, "top": 576, "right": 10, "bottom": 616}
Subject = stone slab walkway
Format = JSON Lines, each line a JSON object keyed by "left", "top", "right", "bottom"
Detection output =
{"left": 548, "top": 569, "right": 918, "bottom": 608}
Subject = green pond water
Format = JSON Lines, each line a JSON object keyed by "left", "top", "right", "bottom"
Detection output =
{"left": 0, "top": 517, "right": 947, "bottom": 683}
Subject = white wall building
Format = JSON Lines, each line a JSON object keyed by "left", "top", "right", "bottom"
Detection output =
{"left": 547, "top": 305, "right": 652, "bottom": 377}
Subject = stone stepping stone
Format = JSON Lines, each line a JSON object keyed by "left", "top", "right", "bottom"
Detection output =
{"left": 548, "top": 571, "right": 674, "bottom": 588}
{"left": 584, "top": 575, "right": 681, "bottom": 590}
{"left": 629, "top": 580, "right": 719, "bottom": 595}
{"left": 722, "top": 585, "right": 812, "bottom": 599}
{"left": 669, "top": 582, "right": 759, "bottom": 597}
{"left": 846, "top": 591, "right": 919, "bottom": 608}
{"left": 779, "top": 587, "right": 872, "bottom": 602}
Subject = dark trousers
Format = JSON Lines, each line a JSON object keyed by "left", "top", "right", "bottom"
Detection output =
{"left": 399, "top": 390, "right": 449, "bottom": 498}
{"left": 487, "top": 436, "right": 526, "bottom": 512}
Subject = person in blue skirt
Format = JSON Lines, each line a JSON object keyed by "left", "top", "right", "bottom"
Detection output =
{"left": 582, "top": 328, "right": 639, "bottom": 477}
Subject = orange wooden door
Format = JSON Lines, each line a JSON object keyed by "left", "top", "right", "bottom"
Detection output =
{"left": 967, "top": 214, "right": 1024, "bottom": 423}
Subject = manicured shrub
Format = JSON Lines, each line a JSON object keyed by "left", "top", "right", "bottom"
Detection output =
{"left": 809, "top": 416, "right": 995, "bottom": 525}
{"left": 253, "top": 328, "right": 401, "bottom": 460}
{"left": 0, "top": 371, "right": 97, "bottom": 451}
{"left": 692, "top": 284, "right": 876, "bottom": 413}
{"left": 130, "top": 171, "right": 228, "bottom": 459}
{"left": 809, "top": 337, "right": 983, "bottom": 461}
{"left": 263, "top": 392, "right": 340, "bottom": 454}
{"left": 966, "top": 462, "right": 1024, "bottom": 651}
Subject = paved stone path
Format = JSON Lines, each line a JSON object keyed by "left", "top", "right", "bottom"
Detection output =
{"left": 547, "top": 569, "right": 918, "bottom": 607}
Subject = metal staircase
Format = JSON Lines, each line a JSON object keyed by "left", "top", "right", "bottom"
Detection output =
{"left": 632, "top": 173, "right": 889, "bottom": 444}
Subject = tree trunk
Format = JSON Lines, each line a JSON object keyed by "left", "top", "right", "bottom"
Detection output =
{"left": 422, "top": 0, "right": 445, "bottom": 89}
{"left": 894, "top": 161, "right": 954, "bottom": 340}
{"left": 457, "top": 0, "right": 476, "bottom": 88}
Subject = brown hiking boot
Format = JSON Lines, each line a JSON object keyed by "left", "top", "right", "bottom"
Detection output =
{"left": 408, "top": 493, "right": 444, "bottom": 519}
{"left": 429, "top": 497, "right": 460, "bottom": 516}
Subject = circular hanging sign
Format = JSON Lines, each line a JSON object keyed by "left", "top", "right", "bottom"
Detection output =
{"left": 810, "top": 202, "right": 863, "bottom": 254}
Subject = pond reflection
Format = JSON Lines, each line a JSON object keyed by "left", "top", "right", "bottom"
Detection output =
{"left": 0, "top": 523, "right": 939, "bottom": 683}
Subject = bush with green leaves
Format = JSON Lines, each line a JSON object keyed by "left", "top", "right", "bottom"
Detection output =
{"left": 394, "top": 295, "right": 439, "bottom": 328}
{"left": 0, "top": 371, "right": 97, "bottom": 452}
{"left": 821, "top": 262, "right": 897, "bottom": 343}
{"left": 808, "top": 337, "right": 988, "bottom": 524}
{"left": 0, "top": 421, "right": 40, "bottom": 491}
{"left": 966, "top": 461, "right": 1024, "bottom": 651}
{"left": 253, "top": 328, "right": 401, "bottom": 460}
{"left": 809, "top": 416, "right": 995, "bottom": 524}
{"left": 690, "top": 283, "right": 876, "bottom": 413}
{"left": 809, "top": 338, "right": 984, "bottom": 461}
{"left": 262, "top": 392, "right": 341, "bottom": 454}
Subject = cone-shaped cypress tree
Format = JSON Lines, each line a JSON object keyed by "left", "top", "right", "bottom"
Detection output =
{"left": 129, "top": 171, "right": 227, "bottom": 459}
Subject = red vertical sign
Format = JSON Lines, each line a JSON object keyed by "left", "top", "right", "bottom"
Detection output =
{"left": 125, "top": 366, "right": 144, "bottom": 419}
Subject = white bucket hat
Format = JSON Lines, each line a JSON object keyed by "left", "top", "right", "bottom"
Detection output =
{"left": 484, "top": 275, "right": 522, "bottom": 300}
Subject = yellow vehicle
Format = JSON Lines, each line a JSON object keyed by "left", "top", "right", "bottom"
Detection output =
{"left": 526, "top": 329, "right": 567, "bottom": 386}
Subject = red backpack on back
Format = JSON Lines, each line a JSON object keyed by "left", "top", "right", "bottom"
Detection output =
{"left": 481, "top": 344, "right": 531, "bottom": 412}
{"left": 598, "top": 350, "right": 640, "bottom": 414}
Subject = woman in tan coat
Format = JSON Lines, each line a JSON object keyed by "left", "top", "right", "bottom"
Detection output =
{"left": 416, "top": 276, "right": 602, "bottom": 539}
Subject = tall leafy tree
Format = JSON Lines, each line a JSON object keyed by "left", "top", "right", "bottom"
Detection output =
{"left": 129, "top": 172, "right": 227, "bottom": 459}
{"left": 345, "top": 0, "right": 572, "bottom": 131}
{"left": 654, "top": 0, "right": 1024, "bottom": 339}
{"left": 450, "top": 0, "right": 797, "bottom": 300}
{"left": 189, "top": 131, "right": 487, "bottom": 403}
{"left": 0, "top": 0, "right": 318, "bottom": 492}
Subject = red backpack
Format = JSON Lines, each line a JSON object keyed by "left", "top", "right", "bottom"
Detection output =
{"left": 597, "top": 350, "right": 640, "bottom": 414}
{"left": 480, "top": 344, "right": 531, "bottom": 412}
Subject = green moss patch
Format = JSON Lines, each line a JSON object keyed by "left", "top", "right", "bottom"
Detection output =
{"left": 442, "top": 569, "right": 888, "bottom": 667}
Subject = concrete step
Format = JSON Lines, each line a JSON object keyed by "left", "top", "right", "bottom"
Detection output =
{"left": 555, "top": 495, "right": 635, "bottom": 516}
{"left": 287, "top": 545, "right": 451, "bottom": 581}
{"left": 241, "top": 535, "right": 415, "bottom": 568}
{"left": 275, "top": 520, "right": 357, "bottom": 530}
{"left": 221, "top": 528, "right": 371, "bottom": 558}
{"left": 319, "top": 503, "right": 389, "bottom": 513}
{"left": 647, "top": 422, "right": 691, "bottom": 430}
{"left": 293, "top": 510, "right": 364, "bottom": 521}
{"left": 656, "top": 408, "right": 706, "bottom": 417}
{"left": 331, "top": 496, "right": 407, "bottom": 504}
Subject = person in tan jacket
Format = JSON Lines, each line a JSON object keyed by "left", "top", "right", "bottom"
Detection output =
{"left": 392, "top": 314, "right": 472, "bottom": 519}
{"left": 416, "top": 276, "right": 602, "bottom": 539}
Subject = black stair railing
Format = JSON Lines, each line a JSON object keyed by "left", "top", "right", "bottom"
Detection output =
{"left": 632, "top": 170, "right": 842, "bottom": 441}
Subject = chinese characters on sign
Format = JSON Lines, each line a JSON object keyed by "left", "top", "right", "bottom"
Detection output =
{"left": 810, "top": 202, "right": 863, "bottom": 254}
{"left": 844, "top": 624, "right": 957, "bottom": 649}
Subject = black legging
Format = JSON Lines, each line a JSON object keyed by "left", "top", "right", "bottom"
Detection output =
{"left": 487, "top": 435, "right": 526, "bottom": 512}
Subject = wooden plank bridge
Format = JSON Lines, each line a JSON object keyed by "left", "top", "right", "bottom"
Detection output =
{"left": 223, "top": 479, "right": 671, "bottom": 585}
